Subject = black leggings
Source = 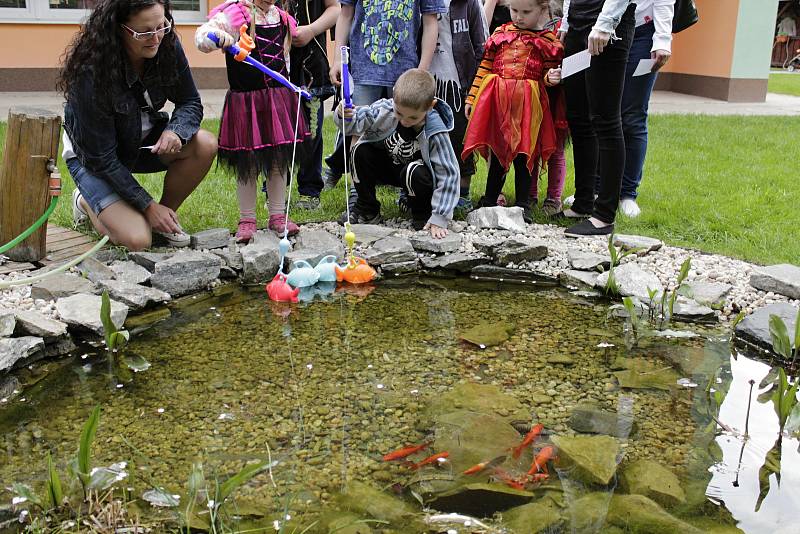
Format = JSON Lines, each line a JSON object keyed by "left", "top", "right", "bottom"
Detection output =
{"left": 563, "top": 5, "right": 636, "bottom": 224}
{"left": 481, "top": 154, "right": 533, "bottom": 209}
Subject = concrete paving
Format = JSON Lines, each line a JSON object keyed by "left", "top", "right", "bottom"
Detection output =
{"left": 1, "top": 89, "right": 798, "bottom": 121}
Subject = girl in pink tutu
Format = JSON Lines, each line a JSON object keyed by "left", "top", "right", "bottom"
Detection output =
{"left": 196, "top": 0, "right": 310, "bottom": 241}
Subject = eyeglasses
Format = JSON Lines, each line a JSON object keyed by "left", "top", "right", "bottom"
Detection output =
{"left": 121, "top": 21, "right": 172, "bottom": 41}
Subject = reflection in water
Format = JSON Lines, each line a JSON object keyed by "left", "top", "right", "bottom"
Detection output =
{"left": 707, "top": 354, "right": 800, "bottom": 532}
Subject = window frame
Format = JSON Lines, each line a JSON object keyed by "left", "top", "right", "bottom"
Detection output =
{"left": 0, "top": 0, "right": 205, "bottom": 24}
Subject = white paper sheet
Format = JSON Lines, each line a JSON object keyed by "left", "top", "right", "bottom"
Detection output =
{"left": 561, "top": 49, "right": 592, "bottom": 79}
{"left": 633, "top": 59, "right": 657, "bottom": 77}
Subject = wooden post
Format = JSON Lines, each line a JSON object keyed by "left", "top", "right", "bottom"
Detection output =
{"left": 0, "top": 107, "right": 61, "bottom": 262}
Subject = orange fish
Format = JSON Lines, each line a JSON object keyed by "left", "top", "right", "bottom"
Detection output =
{"left": 528, "top": 473, "right": 550, "bottom": 484}
{"left": 382, "top": 442, "right": 431, "bottom": 462}
{"left": 492, "top": 467, "right": 526, "bottom": 490}
{"left": 335, "top": 257, "right": 377, "bottom": 284}
{"left": 412, "top": 451, "right": 449, "bottom": 469}
{"left": 527, "top": 445, "right": 556, "bottom": 476}
{"left": 463, "top": 455, "right": 507, "bottom": 475}
{"left": 511, "top": 423, "right": 544, "bottom": 459}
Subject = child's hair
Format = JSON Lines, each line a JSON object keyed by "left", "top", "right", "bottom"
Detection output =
{"left": 549, "top": 0, "right": 563, "bottom": 18}
{"left": 393, "top": 69, "right": 437, "bottom": 110}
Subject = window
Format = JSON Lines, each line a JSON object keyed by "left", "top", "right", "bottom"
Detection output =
{"left": 0, "top": 0, "right": 204, "bottom": 23}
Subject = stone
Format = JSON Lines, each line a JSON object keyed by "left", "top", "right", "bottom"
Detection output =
{"left": 240, "top": 236, "right": 281, "bottom": 284}
{"left": 380, "top": 260, "right": 419, "bottom": 274}
{"left": 471, "top": 265, "right": 559, "bottom": 286}
{"left": 92, "top": 249, "right": 127, "bottom": 263}
{"left": 608, "top": 495, "right": 701, "bottom": 534}
{"left": 613, "top": 234, "right": 664, "bottom": 253}
{"left": 568, "top": 249, "right": 610, "bottom": 271}
{"left": 547, "top": 354, "right": 574, "bottom": 365}
{"left": 684, "top": 281, "right": 732, "bottom": 306}
{"left": 219, "top": 266, "right": 238, "bottom": 279}
{"left": 672, "top": 297, "right": 716, "bottom": 323}
{"left": 409, "top": 232, "right": 462, "bottom": 253}
{"left": 551, "top": 434, "right": 620, "bottom": 485}
{"left": 613, "top": 358, "right": 681, "bottom": 391}
{"left": 109, "top": 261, "right": 152, "bottom": 285}
{"left": 568, "top": 403, "right": 635, "bottom": 438}
{"left": 129, "top": 251, "right": 174, "bottom": 272}
{"left": 750, "top": 264, "right": 800, "bottom": 299}
{"left": 30, "top": 273, "right": 95, "bottom": 301}
{"left": 0, "top": 309, "right": 15, "bottom": 337}
{"left": 42, "top": 337, "right": 77, "bottom": 359}
{"left": 492, "top": 239, "right": 548, "bottom": 264}
{"left": 55, "top": 294, "right": 128, "bottom": 335}
{"left": 77, "top": 257, "right": 116, "bottom": 283}
{"left": 348, "top": 224, "right": 397, "bottom": 245}
{"left": 620, "top": 459, "right": 685, "bottom": 507}
{"left": 0, "top": 375, "right": 21, "bottom": 399}
{"left": 149, "top": 252, "right": 222, "bottom": 297}
{"left": 337, "top": 481, "right": 417, "bottom": 524}
{"left": 559, "top": 269, "right": 600, "bottom": 290}
{"left": 420, "top": 382, "right": 530, "bottom": 427}
{"left": 212, "top": 249, "right": 244, "bottom": 271}
{"left": 0, "top": 337, "right": 44, "bottom": 372}
{"left": 502, "top": 497, "right": 563, "bottom": 534}
{"left": 13, "top": 310, "right": 68, "bottom": 339}
{"left": 97, "top": 280, "right": 171, "bottom": 310}
{"left": 735, "top": 302, "right": 799, "bottom": 354}
{"left": 363, "top": 236, "right": 416, "bottom": 265}
{"left": 421, "top": 253, "right": 487, "bottom": 273}
{"left": 461, "top": 322, "right": 514, "bottom": 347}
{"left": 293, "top": 229, "right": 346, "bottom": 264}
{"left": 428, "top": 482, "right": 535, "bottom": 517}
{"left": 190, "top": 228, "right": 230, "bottom": 250}
{"left": 596, "top": 263, "right": 664, "bottom": 301}
{"left": 466, "top": 206, "right": 527, "bottom": 232}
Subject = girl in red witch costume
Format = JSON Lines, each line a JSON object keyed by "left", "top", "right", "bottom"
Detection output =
{"left": 463, "top": 0, "right": 566, "bottom": 222}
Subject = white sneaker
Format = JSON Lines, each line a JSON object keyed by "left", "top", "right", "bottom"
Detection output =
{"left": 620, "top": 197, "right": 641, "bottom": 218}
{"left": 72, "top": 189, "right": 88, "bottom": 227}
{"left": 563, "top": 194, "right": 575, "bottom": 207}
{"left": 152, "top": 227, "right": 191, "bottom": 248}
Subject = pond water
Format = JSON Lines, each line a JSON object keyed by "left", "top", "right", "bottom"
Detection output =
{"left": 1, "top": 279, "right": 798, "bottom": 533}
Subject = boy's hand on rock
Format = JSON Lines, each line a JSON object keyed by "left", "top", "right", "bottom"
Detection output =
{"left": 425, "top": 223, "right": 448, "bottom": 239}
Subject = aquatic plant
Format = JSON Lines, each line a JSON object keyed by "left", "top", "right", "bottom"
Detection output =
{"left": 100, "top": 290, "right": 128, "bottom": 353}
{"left": 768, "top": 308, "right": 800, "bottom": 364}
{"left": 622, "top": 296, "right": 645, "bottom": 347}
{"left": 75, "top": 405, "right": 101, "bottom": 498}
{"left": 771, "top": 368, "right": 798, "bottom": 435}
{"left": 601, "top": 234, "right": 636, "bottom": 297}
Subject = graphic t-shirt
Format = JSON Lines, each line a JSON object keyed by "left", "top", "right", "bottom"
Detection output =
{"left": 341, "top": 0, "right": 447, "bottom": 87}
{"left": 384, "top": 124, "right": 422, "bottom": 165}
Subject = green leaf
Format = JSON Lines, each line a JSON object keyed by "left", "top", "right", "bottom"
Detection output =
{"left": 755, "top": 438, "right": 782, "bottom": 512}
{"left": 218, "top": 461, "right": 271, "bottom": 503}
{"left": 100, "top": 290, "right": 117, "bottom": 349}
{"left": 10, "top": 482, "right": 43, "bottom": 509}
{"left": 121, "top": 352, "right": 150, "bottom": 372}
{"left": 187, "top": 462, "right": 205, "bottom": 499}
{"left": 731, "top": 310, "right": 746, "bottom": 329}
{"left": 87, "top": 462, "right": 128, "bottom": 491}
{"left": 794, "top": 308, "right": 800, "bottom": 360}
{"left": 46, "top": 453, "right": 64, "bottom": 509}
{"left": 677, "top": 257, "right": 691, "bottom": 285}
{"left": 769, "top": 315, "right": 792, "bottom": 359}
{"left": 78, "top": 405, "right": 101, "bottom": 484}
{"left": 143, "top": 487, "right": 180, "bottom": 508}
{"left": 109, "top": 330, "right": 130, "bottom": 353}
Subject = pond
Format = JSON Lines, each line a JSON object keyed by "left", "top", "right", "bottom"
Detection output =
{"left": 1, "top": 279, "right": 798, "bottom": 533}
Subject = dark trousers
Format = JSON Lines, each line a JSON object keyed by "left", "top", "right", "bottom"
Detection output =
{"left": 563, "top": 5, "right": 635, "bottom": 224}
{"left": 297, "top": 96, "right": 325, "bottom": 197}
{"left": 352, "top": 141, "right": 433, "bottom": 222}
{"left": 438, "top": 83, "right": 476, "bottom": 196}
{"left": 482, "top": 154, "right": 533, "bottom": 209}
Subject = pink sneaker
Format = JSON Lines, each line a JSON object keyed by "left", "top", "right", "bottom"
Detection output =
{"left": 268, "top": 214, "right": 299, "bottom": 236}
{"left": 235, "top": 217, "right": 257, "bottom": 243}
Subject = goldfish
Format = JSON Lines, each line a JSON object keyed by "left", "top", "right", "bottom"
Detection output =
{"left": 412, "top": 451, "right": 449, "bottom": 469}
{"left": 511, "top": 423, "right": 544, "bottom": 459}
{"left": 382, "top": 442, "right": 431, "bottom": 462}
{"left": 463, "top": 455, "right": 507, "bottom": 475}
{"left": 527, "top": 445, "right": 556, "bottom": 476}
{"left": 491, "top": 467, "right": 526, "bottom": 490}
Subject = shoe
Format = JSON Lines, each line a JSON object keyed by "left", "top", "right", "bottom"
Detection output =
{"left": 412, "top": 218, "right": 427, "bottom": 231}
{"left": 322, "top": 167, "right": 342, "bottom": 191}
{"left": 497, "top": 193, "right": 507, "bottom": 207}
{"left": 620, "top": 197, "right": 641, "bottom": 218}
{"left": 338, "top": 208, "right": 383, "bottom": 226}
{"left": 153, "top": 226, "right": 191, "bottom": 248}
{"left": 269, "top": 214, "right": 300, "bottom": 236}
{"left": 397, "top": 190, "right": 410, "bottom": 214}
{"left": 551, "top": 208, "right": 591, "bottom": 222}
{"left": 295, "top": 195, "right": 321, "bottom": 210}
{"left": 563, "top": 194, "right": 574, "bottom": 207}
{"left": 235, "top": 217, "right": 257, "bottom": 243}
{"left": 456, "top": 196, "right": 474, "bottom": 211}
{"left": 541, "top": 198, "right": 563, "bottom": 217}
{"left": 564, "top": 219, "right": 614, "bottom": 237}
{"left": 520, "top": 206, "right": 533, "bottom": 224}
{"left": 72, "top": 189, "right": 88, "bottom": 227}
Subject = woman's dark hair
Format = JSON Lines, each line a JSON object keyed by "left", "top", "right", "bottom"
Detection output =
{"left": 57, "top": 0, "right": 177, "bottom": 99}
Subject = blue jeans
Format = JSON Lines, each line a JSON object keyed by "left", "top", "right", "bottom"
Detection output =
{"left": 620, "top": 22, "right": 658, "bottom": 200}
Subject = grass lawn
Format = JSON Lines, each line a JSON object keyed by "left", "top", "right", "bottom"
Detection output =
{"left": 768, "top": 72, "right": 800, "bottom": 96}
{"left": 1, "top": 114, "right": 798, "bottom": 266}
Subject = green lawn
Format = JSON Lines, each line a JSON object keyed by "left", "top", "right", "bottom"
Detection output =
{"left": 768, "top": 72, "right": 800, "bottom": 96}
{"left": 1, "top": 114, "right": 798, "bottom": 265}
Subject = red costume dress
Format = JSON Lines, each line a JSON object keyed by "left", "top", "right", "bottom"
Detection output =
{"left": 463, "top": 23, "right": 567, "bottom": 172}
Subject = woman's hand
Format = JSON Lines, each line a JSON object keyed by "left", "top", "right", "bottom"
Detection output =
{"left": 587, "top": 29, "right": 611, "bottom": 55}
{"left": 151, "top": 129, "right": 183, "bottom": 155}
{"left": 292, "top": 25, "right": 315, "bottom": 47}
{"left": 144, "top": 202, "right": 182, "bottom": 234}
{"left": 651, "top": 49, "right": 671, "bottom": 71}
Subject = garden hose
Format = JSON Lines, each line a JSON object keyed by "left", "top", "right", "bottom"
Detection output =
{"left": 0, "top": 166, "right": 62, "bottom": 255}
{"left": 0, "top": 235, "right": 109, "bottom": 289}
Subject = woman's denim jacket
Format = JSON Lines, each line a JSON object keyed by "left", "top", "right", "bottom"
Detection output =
{"left": 63, "top": 40, "right": 203, "bottom": 212}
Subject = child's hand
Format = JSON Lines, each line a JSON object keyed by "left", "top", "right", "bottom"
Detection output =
{"left": 336, "top": 105, "right": 355, "bottom": 120}
{"left": 465, "top": 103, "right": 473, "bottom": 118}
{"left": 547, "top": 68, "right": 562, "bottom": 85}
{"left": 424, "top": 223, "right": 449, "bottom": 239}
{"left": 557, "top": 29, "right": 567, "bottom": 43}
{"left": 212, "top": 30, "right": 235, "bottom": 49}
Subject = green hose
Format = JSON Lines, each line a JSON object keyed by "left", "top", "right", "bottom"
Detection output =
{"left": 0, "top": 235, "right": 109, "bottom": 289}
{"left": 0, "top": 196, "right": 59, "bottom": 255}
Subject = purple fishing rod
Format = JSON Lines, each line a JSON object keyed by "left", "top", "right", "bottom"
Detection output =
{"left": 340, "top": 46, "right": 354, "bottom": 120}
{"left": 207, "top": 32, "right": 311, "bottom": 100}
